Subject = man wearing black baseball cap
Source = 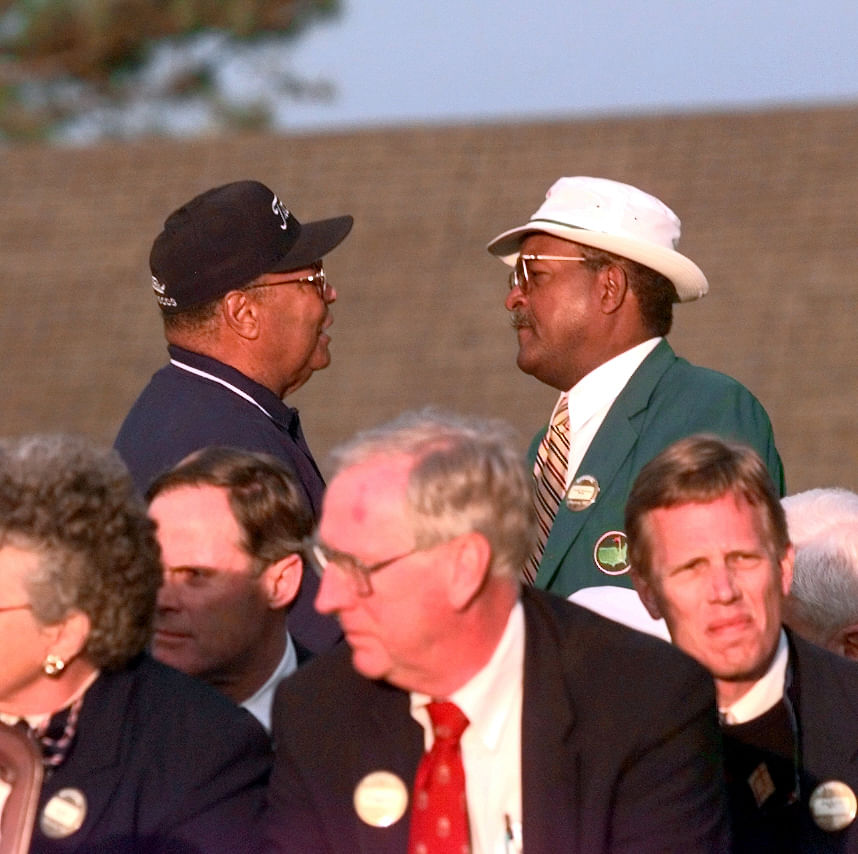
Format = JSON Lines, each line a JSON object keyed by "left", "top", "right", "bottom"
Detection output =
{"left": 115, "top": 179, "right": 353, "bottom": 653}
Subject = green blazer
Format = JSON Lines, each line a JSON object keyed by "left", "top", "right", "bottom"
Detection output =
{"left": 530, "top": 339, "right": 785, "bottom": 595}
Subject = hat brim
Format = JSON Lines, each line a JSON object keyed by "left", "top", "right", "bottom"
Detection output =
{"left": 487, "top": 221, "right": 708, "bottom": 302}
{"left": 268, "top": 214, "right": 354, "bottom": 273}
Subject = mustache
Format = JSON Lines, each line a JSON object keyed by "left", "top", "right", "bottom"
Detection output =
{"left": 510, "top": 309, "right": 532, "bottom": 330}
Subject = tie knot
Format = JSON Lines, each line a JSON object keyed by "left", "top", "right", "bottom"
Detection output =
{"left": 551, "top": 395, "right": 570, "bottom": 430}
{"left": 427, "top": 701, "right": 468, "bottom": 743}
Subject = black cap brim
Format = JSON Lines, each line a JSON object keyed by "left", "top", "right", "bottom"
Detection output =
{"left": 267, "top": 214, "right": 354, "bottom": 273}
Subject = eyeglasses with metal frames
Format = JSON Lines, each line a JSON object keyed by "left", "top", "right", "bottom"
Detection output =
{"left": 247, "top": 262, "right": 332, "bottom": 301}
{"left": 508, "top": 254, "right": 588, "bottom": 294}
{"left": 0, "top": 603, "right": 32, "bottom": 614}
{"left": 303, "top": 536, "right": 431, "bottom": 598}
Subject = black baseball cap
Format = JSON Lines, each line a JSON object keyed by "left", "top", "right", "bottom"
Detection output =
{"left": 149, "top": 180, "right": 353, "bottom": 315}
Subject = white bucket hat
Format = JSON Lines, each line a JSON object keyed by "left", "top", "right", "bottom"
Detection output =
{"left": 487, "top": 176, "right": 708, "bottom": 302}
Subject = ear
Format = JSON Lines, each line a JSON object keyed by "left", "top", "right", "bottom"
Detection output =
{"left": 631, "top": 572, "right": 664, "bottom": 621}
{"left": 779, "top": 544, "right": 795, "bottom": 597}
{"left": 222, "top": 290, "right": 261, "bottom": 340}
{"left": 44, "top": 610, "right": 91, "bottom": 666}
{"left": 598, "top": 264, "right": 629, "bottom": 314}
{"left": 833, "top": 625, "right": 858, "bottom": 661}
{"left": 446, "top": 532, "right": 492, "bottom": 611}
{"left": 260, "top": 553, "right": 303, "bottom": 610}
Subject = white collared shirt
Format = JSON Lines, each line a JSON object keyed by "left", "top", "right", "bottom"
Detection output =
{"left": 410, "top": 601, "right": 525, "bottom": 854}
{"left": 550, "top": 337, "right": 661, "bottom": 488}
{"left": 241, "top": 633, "right": 298, "bottom": 732}
{"left": 719, "top": 630, "right": 789, "bottom": 724}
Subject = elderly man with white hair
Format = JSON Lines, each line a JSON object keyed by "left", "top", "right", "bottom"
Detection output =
{"left": 782, "top": 487, "right": 858, "bottom": 659}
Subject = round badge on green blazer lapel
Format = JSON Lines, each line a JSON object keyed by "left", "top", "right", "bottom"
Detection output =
{"left": 564, "top": 475, "right": 600, "bottom": 511}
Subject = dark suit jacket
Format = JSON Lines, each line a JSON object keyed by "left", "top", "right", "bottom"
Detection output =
{"left": 531, "top": 339, "right": 785, "bottom": 595}
{"left": 726, "top": 632, "right": 858, "bottom": 853}
{"left": 114, "top": 344, "right": 341, "bottom": 654}
{"left": 263, "top": 588, "right": 730, "bottom": 853}
{"left": 29, "top": 654, "right": 272, "bottom": 854}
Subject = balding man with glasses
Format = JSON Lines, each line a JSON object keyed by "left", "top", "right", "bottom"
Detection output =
{"left": 487, "top": 176, "right": 784, "bottom": 630}
{"left": 115, "top": 179, "right": 352, "bottom": 653}
{"left": 263, "top": 409, "right": 731, "bottom": 854}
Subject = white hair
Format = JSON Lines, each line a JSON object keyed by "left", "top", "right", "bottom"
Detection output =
{"left": 783, "top": 488, "right": 858, "bottom": 642}
{"left": 330, "top": 408, "right": 535, "bottom": 580}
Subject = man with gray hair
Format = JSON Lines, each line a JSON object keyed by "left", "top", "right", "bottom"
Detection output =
{"left": 782, "top": 487, "right": 858, "bottom": 659}
{"left": 263, "top": 409, "right": 729, "bottom": 854}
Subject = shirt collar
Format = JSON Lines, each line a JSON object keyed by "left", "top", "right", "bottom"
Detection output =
{"left": 565, "top": 337, "right": 661, "bottom": 432}
{"left": 241, "top": 634, "right": 298, "bottom": 733}
{"left": 410, "top": 600, "right": 525, "bottom": 752}
{"left": 720, "top": 629, "right": 789, "bottom": 724}
{"left": 167, "top": 345, "right": 300, "bottom": 432}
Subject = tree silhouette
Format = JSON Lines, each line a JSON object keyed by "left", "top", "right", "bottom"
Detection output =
{"left": 0, "top": 0, "right": 340, "bottom": 140}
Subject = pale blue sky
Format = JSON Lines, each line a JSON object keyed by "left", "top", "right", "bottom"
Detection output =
{"left": 274, "top": 0, "right": 858, "bottom": 130}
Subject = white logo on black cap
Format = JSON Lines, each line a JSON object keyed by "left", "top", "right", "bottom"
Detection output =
{"left": 151, "top": 275, "right": 177, "bottom": 308}
{"left": 272, "top": 194, "right": 290, "bottom": 231}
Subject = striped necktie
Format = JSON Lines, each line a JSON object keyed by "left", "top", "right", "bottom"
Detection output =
{"left": 524, "top": 394, "right": 570, "bottom": 584}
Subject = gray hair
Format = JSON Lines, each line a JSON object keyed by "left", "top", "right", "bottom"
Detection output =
{"left": 783, "top": 488, "right": 858, "bottom": 642}
{"left": 330, "top": 409, "right": 535, "bottom": 580}
{"left": 0, "top": 434, "right": 161, "bottom": 669}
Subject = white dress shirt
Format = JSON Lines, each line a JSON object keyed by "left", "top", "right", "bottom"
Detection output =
{"left": 241, "top": 633, "right": 298, "bottom": 732}
{"left": 548, "top": 336, "right": 661, "bottom": 488}
{"left": 547, "top": 337, "right": 669, "bottom": 639}
{"left": 411, "top": 602, "right": 525, "bottom": 854}
{"left": 719, "top": 630, "right": 789, "bottom": 724}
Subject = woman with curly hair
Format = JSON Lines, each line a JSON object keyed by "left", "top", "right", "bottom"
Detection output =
{"left": 0, "top": 434, "right": 270, "bottom": 853}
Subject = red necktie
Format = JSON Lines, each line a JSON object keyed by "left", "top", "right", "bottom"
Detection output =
{"left": 408, "top": 701, "right": 470, "bottom": 854}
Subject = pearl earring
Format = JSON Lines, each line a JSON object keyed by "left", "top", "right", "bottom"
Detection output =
{"left": 43, "top": 654, "right": 66, "bottom": 677}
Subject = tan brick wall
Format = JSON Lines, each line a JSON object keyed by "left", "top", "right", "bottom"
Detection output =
{"left": 1, "top": 103, "right": 856, "bottom": 491}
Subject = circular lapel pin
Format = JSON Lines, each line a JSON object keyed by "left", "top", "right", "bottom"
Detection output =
{"left": 810, "top": 781, "right": 857, "bottom": 832}
{"left": 40, "top": 788, "right": 87, "bottom": 839}
{"left": 564, "top": 475, "right": 600, "bottom": 511}
{"left": 594, "top": 531, "right": 630, "bottom": 575}
{"left": 354, "top": 770, "right": 408, "bottom": 828}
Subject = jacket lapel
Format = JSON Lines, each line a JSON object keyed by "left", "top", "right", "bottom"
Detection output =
{"left": 353, "top": 685, "right": 423, "bottom": 854}
{"left": 519, "top": 590, "right": 579, "bottom": 851}
{"left": 535, "top": 341, "right": 677, "bottom": 589}
{"left": 791, "top": 633, "right": 858, "bottom": 780}
{"left": 36, "top": 669, "right": 131, "bottom": 850}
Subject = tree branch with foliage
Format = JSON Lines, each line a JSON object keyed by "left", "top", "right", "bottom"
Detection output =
{"left": 0, "top": 0, "right": 340, "bottom": 141}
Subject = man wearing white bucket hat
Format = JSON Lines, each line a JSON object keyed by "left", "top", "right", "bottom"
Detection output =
{"left": 488, "top": 176, "right": 784, "bottom": 628}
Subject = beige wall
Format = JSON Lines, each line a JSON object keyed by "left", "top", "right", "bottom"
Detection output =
{"left": 1, "top": 103, "right": 856, "bottom": 492}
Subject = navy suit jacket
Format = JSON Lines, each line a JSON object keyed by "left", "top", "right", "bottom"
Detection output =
{"left": 114, "top": 345, "right": 341, "bottom": 654}
{"left": 29, "top": 655, "right": 272, "bottom": 854}
{"left": 532, "top": 340, "right": 785, "bottom": 595}
{"left": 726, "top": 632, "right": 858, "bottom": 853}
{"left": 263, "top": 588, "right": 730, "bottom": 853}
